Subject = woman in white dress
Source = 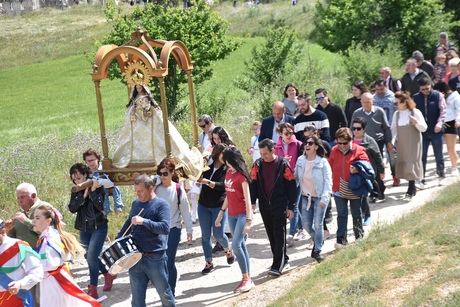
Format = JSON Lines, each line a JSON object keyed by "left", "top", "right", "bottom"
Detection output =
{"left": 32, "top": 204, "right": 101, "bottom": 307}
{"left": 112, "top": 84, "right": 203, "bottom": 179}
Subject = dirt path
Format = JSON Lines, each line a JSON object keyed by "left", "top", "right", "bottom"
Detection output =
{"left": 72, "top": 146, "right": 459, "bottom": 306}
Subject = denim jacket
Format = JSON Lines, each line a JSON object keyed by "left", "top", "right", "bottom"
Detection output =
{"left": 294, "top": 155, "right": 332, "bottom": 205}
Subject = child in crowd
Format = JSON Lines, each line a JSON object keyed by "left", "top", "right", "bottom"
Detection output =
{"left": 32, "top": 204, "right": 101, "bottom": 306}
{"left": 248, "top": 121, "right": 261, "bottom": 162}
{"left": 83, "top": 149, "right": 124, "bottom": 214}
{"left": 433, "top": 53, "right": 447, "bottom": 83}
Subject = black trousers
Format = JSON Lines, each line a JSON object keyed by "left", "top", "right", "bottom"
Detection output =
{"left": 259, "top": 205, "right": 289, "bottom": 271}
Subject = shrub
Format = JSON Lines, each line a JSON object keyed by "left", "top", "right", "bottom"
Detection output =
{"left": 342, "top": 42, "right": 403, "bottom": 85}
{"left": 236, "top": 25, "right": 300, "bottom": 117}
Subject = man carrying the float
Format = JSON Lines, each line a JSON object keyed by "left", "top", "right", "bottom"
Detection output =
{"left": 0, "top": 219, "right": 43, "bottom": 307}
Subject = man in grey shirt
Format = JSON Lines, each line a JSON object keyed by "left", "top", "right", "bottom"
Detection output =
{"left": 351, "top": 92, "right": 393, "bottom": 156}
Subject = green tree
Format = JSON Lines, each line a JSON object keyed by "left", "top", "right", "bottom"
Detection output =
{"left": 102, "top": 0, "right": 238, "bottom": 118}
{"left": 313, "top": 0, "right": 454, "bottom": 58}
{"left": 236, "top": 25, "right": 300, "bottom": 117}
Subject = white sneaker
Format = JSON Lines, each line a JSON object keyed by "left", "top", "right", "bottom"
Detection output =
{"left": 286, "top": 235, "right": 294, "bottom": 247}
{"left": 295, "top": 229, "right": 309, "bottom": 241}
{"left": 451, "top": 168, "right": 459, "bottom": 177}
{"left": 415, "top": 180, "right": 425, "bottom": 190}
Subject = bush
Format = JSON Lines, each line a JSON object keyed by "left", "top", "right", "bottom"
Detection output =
{"left": 236, "top": 25, "right": 300, "bottom": 117}
{"left": 342, "top": 42, "right": 403, "bottom": 85}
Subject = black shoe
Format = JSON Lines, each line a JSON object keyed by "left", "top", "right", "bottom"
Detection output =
{"left": 311, "top": 251, "right": 325, "bottom": 263}
{"left": 225, "top": 250, "right": 235, "bottom": 265}
{"left": 225, "top": 232, "right": 233, "bottom": 240}
{"left": 377, "top": 193, "right": 385, "bottom": 200}
{"left": 201, "top": 262, "right": 214, "bottom": 274}
{"left": 369, "top": 196, "right": 376, "bottom": 203}
{"left": 212, "top": 242, "right": 224, "bottom": 254}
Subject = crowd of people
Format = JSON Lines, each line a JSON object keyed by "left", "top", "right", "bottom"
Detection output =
{"left": 1, "top": 32, "right": 459, "bottom": 307}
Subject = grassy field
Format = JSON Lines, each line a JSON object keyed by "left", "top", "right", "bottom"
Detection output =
{"left": 272, "top": 183, "right": 460, "bottom": 306}
{"left": 0, "top": 6, "right": 109, "bottom": 70}
{"left": 215, "top": 1, "right": 316, "bottom": 38}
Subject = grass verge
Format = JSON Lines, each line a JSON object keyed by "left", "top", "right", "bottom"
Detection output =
{"left": 271, "top": 183, "right": 460, "bottom": 306}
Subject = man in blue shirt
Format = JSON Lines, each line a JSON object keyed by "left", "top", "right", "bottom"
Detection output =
{"left": 118, "top": 174, "right": 175, "bottom": 307}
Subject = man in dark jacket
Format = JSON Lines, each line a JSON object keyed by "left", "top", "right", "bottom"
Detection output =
{"left": 401, "top": 58, "right": 432, "bottom": 96}
{"left": 250, "top": 139, "right": 297, "bottom": 277}
{"left": 259, "top": 101, "right": 295, "bottom": 142}
{"left": 315, "top": 88, "right": 348, "bottom": 146}
{"left": 413, "top": 78, "right": 447, "bottom": 185}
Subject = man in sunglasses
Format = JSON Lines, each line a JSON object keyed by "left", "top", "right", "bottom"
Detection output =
{"left": 197, "top": 114, "right": 216, "bottom": 153}
{"left": 413, "top": 78, "right": 447, "bottom": 187}
{"left": 315, "top": 88, "right": 347, "bottom": 146}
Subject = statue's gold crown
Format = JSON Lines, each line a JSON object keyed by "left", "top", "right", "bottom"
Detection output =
{"left": 122, "top": 61, "right": 152, "bottom": 86}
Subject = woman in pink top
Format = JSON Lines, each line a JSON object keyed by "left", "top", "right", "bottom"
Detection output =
{"left": 215, "top": 147, "right": 254, "bottom": 294}
{"left": 274, "top": 123, "right": 303, "bottom": 170}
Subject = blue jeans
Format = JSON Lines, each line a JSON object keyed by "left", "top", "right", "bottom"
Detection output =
{"left": 197, "top": 204, "right": 229, "bottom": 262}
{"left": 103, "top": 186, "right": 124, "bottom": 214}
{"left": 79, "top": 223, "right": 108, "bottom": 285}
{"left": 228, "top": 214, "right": 250, "bottom": 274}
{"left": 166, "top": 227, "right": 181, "bottom": 296}
{"left": 289, "top": 189, "right": 302, "bottom": 236}
{"left": 334, "top": 196, "right": 364, "bottom": 243}
{"left": 129, "top": 252, "right": 175, "bottom": 307}
{"left": 301, "top": 196, "right": 327, "bottom": 252}
{"left": 422, "top": 133, "right": 445, "bottom": 177}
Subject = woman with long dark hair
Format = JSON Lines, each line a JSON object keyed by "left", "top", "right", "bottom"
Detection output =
{"left": 210, "top": 126, "right": 234, "bottom": 147}
{"left": 344, "top": 81, "right": 368, "bottom": 124}
{"left": 216, "top": 147, "right": 254, "bottom": 293}
{"left": 197, "top": 144, "right": 235, "bottom": 274}
{"left": 154, "top": 157, "right": 193, "bottom": 296}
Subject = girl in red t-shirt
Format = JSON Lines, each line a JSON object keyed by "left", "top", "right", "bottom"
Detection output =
{"left": 215, "top": 147, "right": 254, "bottom": 293}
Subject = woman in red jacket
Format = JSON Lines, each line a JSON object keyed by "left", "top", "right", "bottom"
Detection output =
{"left": 328, "top": 128, "right": 369, "bottom": 248}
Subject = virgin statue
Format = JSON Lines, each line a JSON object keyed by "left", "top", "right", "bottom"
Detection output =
{"left": 112, "top": 83, "right": 203, "bottom": 179}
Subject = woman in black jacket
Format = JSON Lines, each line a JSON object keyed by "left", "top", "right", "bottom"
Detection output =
{"left": 197, "top": 144, "right": 235, "bottom": 274}
{"left": 68, "top": 163, "right": 113, "bottom": 299}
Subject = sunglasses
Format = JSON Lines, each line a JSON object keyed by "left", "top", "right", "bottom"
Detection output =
{"left": 337, "top": 141, "right": 349, "bottom": 145}
{"left": 158, "top": 171, "right": 170, "bottom": 177}
{"left": 198, "top": 124, "right": 206, "bottom": 128}
{"left": 305, "top": 141, "right": 315, "bottom": 146}
{"left": 315, "top": 96, "right": 325, "bottom": 101}
{"left": 283, "top": 132, "right": 293, "bottom": 136}
{"left": 352, "top": 127, "right": 363, "bottom": 131}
